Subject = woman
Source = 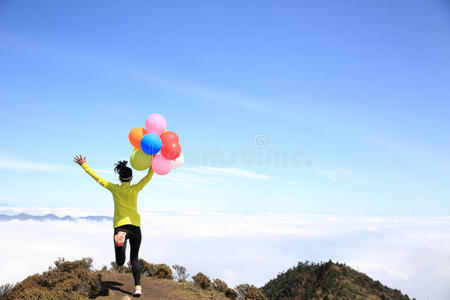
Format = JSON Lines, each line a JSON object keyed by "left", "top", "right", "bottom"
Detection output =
{"left": 73, "top": 154, "right": 154, "bottom": 297}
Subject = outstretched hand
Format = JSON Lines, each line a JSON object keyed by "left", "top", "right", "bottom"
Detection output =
{"left": 73, "top": 154, "right": 86, "bottom": 166}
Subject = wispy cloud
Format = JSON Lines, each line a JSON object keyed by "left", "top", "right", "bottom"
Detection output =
{"left": 0, "top": 152, "right": 269, "bottom": 190}
{"left": 0, "top": 152, "right": 114, "bottom": 175}
{"left": 128, "top": 69, "right": 318, "bottom": 128}
{"left": 186, "top": 166, "right": 270, "bottom": 180}
{"left": 151, "top": 166, "right": 268, "bottom": 191}
{"left": 0, "top": 207, "right": 449, "bottom": 300}
{"left": 315, "top": 167, "right": 354, "bottom": 182}
{"left": 152, "top": 170, "right": 226, "bottom": 190}
{"left": 368, "top": 135, "right": 450, "bottom": 173}
{"left": 0, "top": 33, "right": 313, "bottom": 128}
{"left": 0, "top": 153, "right": 75, "bottom": 174}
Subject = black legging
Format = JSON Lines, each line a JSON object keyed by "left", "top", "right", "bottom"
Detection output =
{"left": 114, "top": 224, "right": 142, "bottom": 285}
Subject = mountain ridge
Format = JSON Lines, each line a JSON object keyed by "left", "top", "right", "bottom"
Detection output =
{"left": 0, "top": 213, "right": 112, "bottom": 222}
{"left": 261, "top": 260, "right": 413, "bottom": 300}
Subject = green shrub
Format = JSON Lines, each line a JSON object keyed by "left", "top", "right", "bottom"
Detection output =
{"left": 213, "top": 278, "right": 228, "bottom": 292}
{"left": 139, "top": 259, "right": 153, "bottom": 276}
{"left": 51, "top": 257, "right": 93, "bottom": 273}
{"left": 225, "top": 287, "right": 238, "bottom": 299}
{"left": 192, "top": 272, "right": 212, "bottom": 289}
{"left": 245, "top": 288, "right": 267, "bottom": 300}
{"left": 8, "top": 287, "right": 66, "bottom": 300}
{"left": 212, "top": 278, "right": 238, "bottom": 299}
{"left": 153, "top": 263, "right": 173, "bottom": 279}
{"left": 235, "top": 284, "right": 267, "bottom": 300}
{"left": 137, "top": 259, "right": 172, "bottom": 279}
{"left": 6, "top": 257, "right": 107, "bottom": 300}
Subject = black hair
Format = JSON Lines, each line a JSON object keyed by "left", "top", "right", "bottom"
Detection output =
{"left": 114, "top": 160, "right": 133, "bottom": 182}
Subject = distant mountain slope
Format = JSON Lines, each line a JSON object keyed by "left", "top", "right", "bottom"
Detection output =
{"left": 0, "top": 213, "right": 112, "bottom": 222}
{"left": 261, "top": 260, "right": 413, "bottom": 300}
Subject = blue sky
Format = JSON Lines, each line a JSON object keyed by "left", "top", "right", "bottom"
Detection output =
{"left": 0, "top": 0, "right": 449, "bottom": 215}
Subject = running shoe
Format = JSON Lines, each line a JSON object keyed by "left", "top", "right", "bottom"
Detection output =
{"left": 132, "top": 285, "right": 142, "bottom": 297}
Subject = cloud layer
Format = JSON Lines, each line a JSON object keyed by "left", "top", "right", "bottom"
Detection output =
{"left": 1, "top": 206, "right": 449, "bottom": 300}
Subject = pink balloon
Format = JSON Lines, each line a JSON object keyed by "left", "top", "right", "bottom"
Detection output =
{"left": 145, "top": 114, "right": 167, "bottom": 136}
{"left": 151, "top": 154, "right": 172, "bottom": 175}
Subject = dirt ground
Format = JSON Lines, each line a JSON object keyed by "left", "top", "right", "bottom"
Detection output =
{"left": 96, "top": 271, "right": 229, "bottom": 300}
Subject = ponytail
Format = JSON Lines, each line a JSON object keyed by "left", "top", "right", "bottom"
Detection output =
{"left": 114, "top": 160, "right": 133, "bottom": 181}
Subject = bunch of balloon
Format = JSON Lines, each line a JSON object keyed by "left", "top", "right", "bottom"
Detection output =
{"left": 128, "top": 113, "right": 183, "bottom": 175}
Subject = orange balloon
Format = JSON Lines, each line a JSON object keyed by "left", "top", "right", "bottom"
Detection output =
{"left": 129, "top": 127, "right": 148, "bottom": 149}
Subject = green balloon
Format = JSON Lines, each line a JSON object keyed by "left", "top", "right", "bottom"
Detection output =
{"left": 130, "top": 149, "right": 152, "bottom": 170}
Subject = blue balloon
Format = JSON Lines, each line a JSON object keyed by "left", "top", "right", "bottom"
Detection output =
{"left": 140, "top": 133, "right": 162, "bottom": 155}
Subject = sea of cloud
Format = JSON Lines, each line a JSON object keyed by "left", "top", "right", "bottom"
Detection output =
{"left": 1, "top": 206, "right": 449, "bottom": 300}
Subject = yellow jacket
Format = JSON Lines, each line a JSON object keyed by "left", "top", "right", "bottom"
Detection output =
{"left": 81, "top": 162, "right": 154, "bottom": 228}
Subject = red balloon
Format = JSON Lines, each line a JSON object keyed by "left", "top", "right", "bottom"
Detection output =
{"left": 160, "top": 131, "right": 179, "bottom": 145}
{"left": 161, "top": 142, "right": 181, "bottom": 160}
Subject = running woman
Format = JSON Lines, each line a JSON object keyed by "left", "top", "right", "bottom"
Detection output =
{"left": 73, "top": 154, "right": 154, "bottom": 297}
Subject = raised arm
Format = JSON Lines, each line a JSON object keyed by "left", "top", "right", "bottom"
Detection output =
{"left": 74, "top": 154, "right": 112, "bottom": 190}
{"left": 132, "top": 166, "right": 154, "bottom": 192}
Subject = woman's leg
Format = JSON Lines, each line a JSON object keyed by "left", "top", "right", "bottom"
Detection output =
{"left": 114, "top": 228, "right": 128, "bottom": 266}
{"left": 128, "top": 226, "right": 142, "bottom": 285}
